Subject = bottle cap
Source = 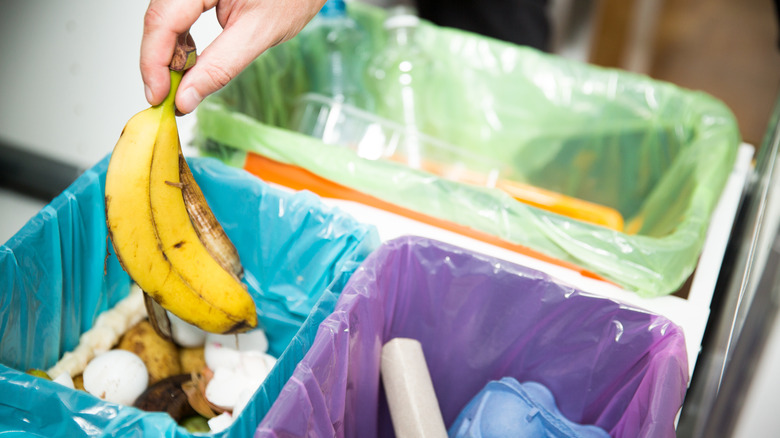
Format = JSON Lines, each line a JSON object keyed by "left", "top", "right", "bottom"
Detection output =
{"left": 319, "top": 0, "right": 347, "bottom": 17}
{"left": 383, "top": 8, "right": 420, "bottom": 29}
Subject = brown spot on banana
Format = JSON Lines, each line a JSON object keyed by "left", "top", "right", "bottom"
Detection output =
{"left": 103, "top": 234, "right": 110, "bottom": 276}
{"left": 224, "top": 319, "right": 255, "bottom": 334}
{"left": 104, "top": 224, "right": 131, "bottom": 276}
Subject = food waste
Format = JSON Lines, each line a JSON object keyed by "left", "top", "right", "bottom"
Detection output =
{"left": 34, "top": 286, "right": 276, "bottom": 433}
{"left": 104, "top": 32, "right": 256, "bottom": 336}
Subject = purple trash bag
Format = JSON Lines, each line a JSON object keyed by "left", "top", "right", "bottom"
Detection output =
{"left": 255, "top": 236, "right": 689, "bottom": 438}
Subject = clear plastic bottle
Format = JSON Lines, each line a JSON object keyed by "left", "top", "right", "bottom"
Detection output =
{"left": 365, "top": 7, "right": 432, "bottom": 167}
{"left": 297, "top": 0, "right": 373, "bottom": 110}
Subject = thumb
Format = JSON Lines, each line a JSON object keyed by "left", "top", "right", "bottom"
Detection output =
{"left": 175, "top": 17, "right": 274, "bottom": 114}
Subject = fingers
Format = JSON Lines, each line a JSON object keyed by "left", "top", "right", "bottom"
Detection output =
{"left": 175, "top": 0, "right": 326, "bottom": 114}
{"left": 174, "top": 13, "right": 270, "bottom": 114}
{"left": 140, "top": 0, "right": 212, "bottom": 105}
{"left": 142, "top": 0, "right": 326, "bottom": 114}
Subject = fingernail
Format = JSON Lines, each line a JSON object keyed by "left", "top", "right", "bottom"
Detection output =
{"left": 144, "top": 84, "right": 154, "bottom": 104}
{"left": 178, "top": 87, "right": 202, "bottom": 114}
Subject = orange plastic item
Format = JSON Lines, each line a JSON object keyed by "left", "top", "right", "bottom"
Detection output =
{"left": 415, "top": 159, "right": 624, "bottom": 231}
{"left": 497, "top": 180, "right": 624, "bottom": 231}
{"left": 243, "top": 152, "right": 616, "bottom": 284}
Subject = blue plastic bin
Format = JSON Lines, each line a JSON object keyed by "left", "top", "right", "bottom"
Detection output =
{"left": 0, "top": 156, "right": 379, "bottom": 437}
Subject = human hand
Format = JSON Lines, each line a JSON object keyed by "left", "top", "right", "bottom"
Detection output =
{"left": 141, "top": 0, "right": 326, "bottom": 114}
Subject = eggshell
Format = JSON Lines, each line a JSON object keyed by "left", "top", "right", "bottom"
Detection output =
{"left": 204, "top": 339, "right": 242, "bottom": 371}
{"left": 237, "top": 351, "right": 273, "bottom": 389}
{"left": 232, "top": 386, "right": 256, "bottom": 418}
{"left": 205, "top": 366, "right": 245, "bottom": 410}
{"left": 207, "top": 329, "right": 269, "bottom": 353}
{"left": 83, "top": 350, "right": 149, "bottom": 406}
{"left": 207, "top": 412, "right": 234, "bottom": 433}
{"left": 53, "top": 372, "right": 75, "bottom": 390}
{"left": 167, "top": 311, "right": 207, "bottom": 347}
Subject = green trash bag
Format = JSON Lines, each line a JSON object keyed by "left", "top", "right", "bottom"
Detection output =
{"left": 193, "top": 2, "right": 740, "bottom": 297}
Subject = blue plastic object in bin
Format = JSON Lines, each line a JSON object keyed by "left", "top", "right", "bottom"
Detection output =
{"left": 0, "top": 155, "right": 379, "bottom": 437}
{"left": 449, "top": 378, "right": 610, "bottom": 438}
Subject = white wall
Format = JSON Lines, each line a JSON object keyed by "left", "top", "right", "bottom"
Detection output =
{"left": 0, "top": 1, "right": 220, "bottom": 170}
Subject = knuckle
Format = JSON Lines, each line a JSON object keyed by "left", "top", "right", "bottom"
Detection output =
{"left": 139, "top": 58, "right": 154, "bottom": 74}
{"left": 204, "top": 64, "right": 234, "bottom": 89}
{"left": 143, "top": 5, "right": 165, "bottom": 30}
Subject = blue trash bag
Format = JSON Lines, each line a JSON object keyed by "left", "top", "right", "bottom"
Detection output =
{"left": 0, "top": 155, "right": 379, "bottom": 437}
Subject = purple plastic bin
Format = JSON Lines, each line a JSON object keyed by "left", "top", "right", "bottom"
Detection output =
{"left": 255, "top": 236, "right": 689, "bottom": 438}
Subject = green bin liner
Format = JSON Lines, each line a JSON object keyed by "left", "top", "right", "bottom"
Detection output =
{"left": 0, "top": 155, "right": 379, "bottom": 436}
{"left": 193, "top": 2, "right": 740, "bottom": 297}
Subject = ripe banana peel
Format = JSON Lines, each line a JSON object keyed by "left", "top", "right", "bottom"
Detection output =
{"left": 105, "top": 68, "right": 256, "bottom": 335}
